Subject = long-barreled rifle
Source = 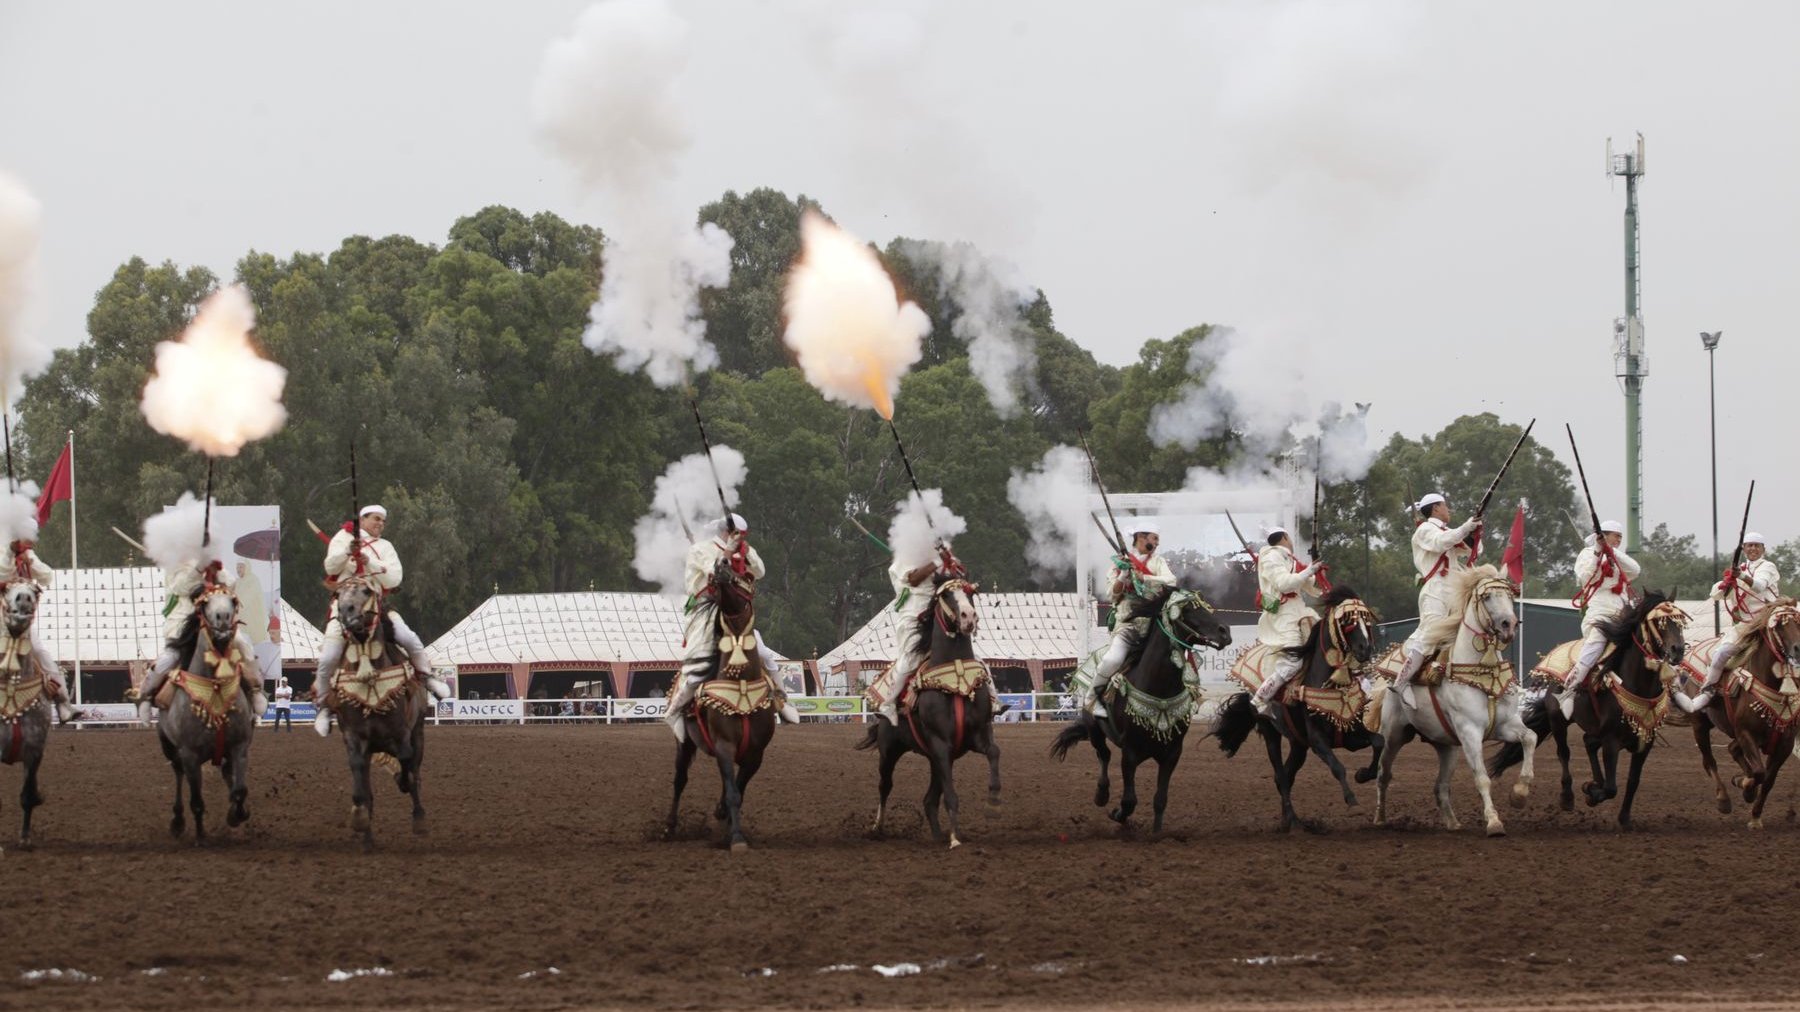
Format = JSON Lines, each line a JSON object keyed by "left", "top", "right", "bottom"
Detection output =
{"left": 1077, "top": 430, "right": 1147, "bottom": 575}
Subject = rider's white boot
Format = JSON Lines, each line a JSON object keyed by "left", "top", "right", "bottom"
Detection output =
{"left": 665, "top": 675, "right": 701, "bottom": 743}
{"left": 54, "top": 698, "right": 76, "bottom": 723}
{"left": 1674, "top": 687, "right": 1713, "bottom": 714}
{"left": 424, "top": 675, "right": 453, "bottom": 701}
{"left": 876, "top": 699, "right": 899, "bottom": 726}
{"left": 314, "top": 708, "right": 331, "bottom": 737}
{"left": 247, "top": 689, "right": 268, "bottom": 719}
{"left": 136, "top": 699, "right": 154, "bottom": 727}
{"left": 779, "top": 701, "right": 801, "bottom": 724}
{"left": 1090, "top": 693, "right": 1109, "bottom": 720}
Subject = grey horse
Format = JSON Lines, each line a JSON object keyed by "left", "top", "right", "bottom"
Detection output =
{"left": 325, "top": 577, "right": 428, "bottom": 849}
{"left": 0, "top": 579, "right": 52, "bottom": 850}
{"left": 156, "top": 585, "right": 255, "bottom": 844}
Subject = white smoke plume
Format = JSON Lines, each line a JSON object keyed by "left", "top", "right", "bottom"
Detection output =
{"left": 141, "top": 492, "right": 228, "bottom": 576}
{"left": 1006, "top": 445, "right": 1114, "bottom": 588}
{"left": 0, "top": 480, "right": 42, "bottom": 547}
{"left": 783, "top": 211, "right": 929, "bottom": 419}
{"left": 887, "top": 488, "right": 966, "bottom": 573}
{"left": 531, "top": 0, "right": 734, "bottom": 388}
{"left": 1153, "top": 327, "right": 1374, "bottom": 488}
{"left": 140, "top": 284, "right": 287, "bottom": 457}
{"left": 631, "top": 445, "right": 748, "bottom": 594}
{"left": 0, "top": 172, "right": 51, "bottom": 404}
{"left": 892, "top": 239, "right": 1037, "bottom": 418}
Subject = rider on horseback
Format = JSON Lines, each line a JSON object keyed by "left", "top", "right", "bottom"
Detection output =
{"left": 1554, "top": 520, "right": 1640, "bottom": 717}
{"left": 874, "top": 538, "right": 965, "bottom": 726}
{"left": 135, "top": 556, "right": 271, "bottom": 724}
{"left": 1392, "top": 493, "right": 1482, "bottom": 706}
{"left": 1248, "top": 527, "right": 1327, "bottom": 715}
{"left": 664, "top": 514, "right": 799, "bottom": 742}
{"left": 8, "top": 539, "right": 75, "bottom": 723}
{"left": 1678, "top": 531, "right": 1781, "bottom": 714}
{"left": 313, "top": 504, "right": 451, "bottom": 736}
{"left": 1085, "top": 519, "right": 1178, "bottom": 720}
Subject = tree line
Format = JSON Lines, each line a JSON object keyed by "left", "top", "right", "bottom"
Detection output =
{"left": 17, "top": 189, "right": 1779, "bottom": 655}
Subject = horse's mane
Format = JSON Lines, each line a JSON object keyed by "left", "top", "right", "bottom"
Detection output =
{"left": 1419, "top": 564, "right": 1505, "bottom": 646}
{"left": 1594, "top": 590, "right": 1670, "bottom": 647}
{"left": 1279, "top": 585, "right": 1366, "bottom": 662}
{"left": 1739, "top": 596, "right": 1798, "bottom": 637}
{"left": 169, "top": 610, "right": 203, "bottom": 672}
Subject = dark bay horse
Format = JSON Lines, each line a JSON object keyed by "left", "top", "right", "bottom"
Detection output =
{"left": 0, "top": 579, "right": 52, "bottom": 850}
{"left": 1491, "top": 592, "right": 1687, "bottom": 830}
{"left": 157, "top": 584, "right": 255, "bottom": 844}
{"left": 1215, "top": 586, "right": 1381, "bottom": 831}
{"left": 326, "top": 576, "right": 429, "bottom": 849}
{"left": 856, "top": 575, "right": 1000, "bottom": 849}
{"left": 1681, "top": 600, "right": 1800, "bottom": 828}
{"left": 665, "top": 555, "right": 777, "bottom": 851}
{"left": 1051, "top": 588, "right": 1232, "bottom": 833}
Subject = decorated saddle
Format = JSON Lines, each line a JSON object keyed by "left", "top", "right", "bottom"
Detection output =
{"left": 330, "top": 639, "right": 414, "bottom": 715}
{"left": 1230, "top": 640, "right": 1369, "bottom": 731}
{"left": 158, "top": 643, "right": 248, "bottom": 730}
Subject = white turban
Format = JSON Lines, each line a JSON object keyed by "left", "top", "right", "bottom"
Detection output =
{"left": 1744, "top": 531, "right": 1766, "bottom": 546}
{"left": 1416, "top": 493, "right": 1446, "bottom": 510}
{"left": 1599, "top": 520, "right": 1624, "bottom": 534}
{"left": 360, "top": 504, "right": 387, "bottom": 518}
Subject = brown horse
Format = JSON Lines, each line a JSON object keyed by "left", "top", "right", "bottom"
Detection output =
{"left": 1681, "top": 600, "right": 1800, "bottom": 828}
{"left": 664, "top": 555, "right": 777, "bottom": 851}
{"left": 326, "top": 576, "right": 430, "bottom": 849}
{"left": 1492, "top": 592, "right": 1687, "bottom": 830}
{"left": 0, "top": 579, "right": 52, "bottom": 850}
{"left": 1214, "top": 586, "right": 1382, "bottom": 831}
{"left": 857, "top": 574, "right": 999, "bottom": 849}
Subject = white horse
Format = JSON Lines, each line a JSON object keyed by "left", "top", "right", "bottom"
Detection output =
{"left": 1374, "top": 565, "right": 1536, "bottom": 837}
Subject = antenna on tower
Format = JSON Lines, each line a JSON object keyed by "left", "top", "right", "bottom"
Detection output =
{"left": 1607, "top": 131, "right": 1647, "bottom": 553}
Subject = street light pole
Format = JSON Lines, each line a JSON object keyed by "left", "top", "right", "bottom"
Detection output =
{"left": 1702, "top": 331, "right": 1722, "bottom": 635}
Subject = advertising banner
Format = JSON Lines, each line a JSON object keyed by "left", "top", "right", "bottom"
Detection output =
{"left": 791, "top": 696, "right": 863, "bottom": 717}
{"left": 451, "top": 698, "right": 524, "bottom": 720}
{"left": 609, "top": 697, "right": 669, "bottom": 720}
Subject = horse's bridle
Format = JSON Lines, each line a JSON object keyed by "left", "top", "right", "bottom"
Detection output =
{"left": 1759, "top": 604, "right": 1800, "bottom": 677}
{"left": 1324, "top": 597, "right": 1378, "bottom": 674}
{"left": 1632, "top": 601, "right": 1690, "bottom": 663}
{"left": 934, "top": 578, "right": 979, "bottom": 638}
{"left": 1461, "top": 577, "right": 1518, "bottom": 652}
{"left": 336, "top": 575, "right": 387, "bottom": 644}
{"left": 1161, "top": 590, "right": 1227, "bottom": 652}
{"left": 196, "top": 582, "right": 241, "bottom": 642}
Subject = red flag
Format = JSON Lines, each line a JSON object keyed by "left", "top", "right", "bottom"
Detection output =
{"left": 1501, "top": 504, "right": 1526, "bottom": 585}
{"left": 34, "top": 441, "right": 72, "bottom": 528}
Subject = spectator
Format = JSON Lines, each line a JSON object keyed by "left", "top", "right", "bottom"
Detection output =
{"left": 271, "top": 677, "right": 294, "bottom": 731}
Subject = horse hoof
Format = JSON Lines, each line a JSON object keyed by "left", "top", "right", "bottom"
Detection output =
{"left": 987, "top": 792, "right": 1002, "bottom": 808}
{"left": 1354, "top": 768, "right": 1377, "bottom": 784}
{"left": 1486, "top": 821, "right": 1506, "bottom": 838}
{"left": 1748, "top": 818, "right": 1764, "bottom": 831}
{"left": 226, "top": 811, "right": 246, "bottom": 829}
{"left": 168, "top": 820, "right": 183, "bottom": 839}
{"left": 730, "top": 840, "right": 750, "bottom": 853}
{"left": 349, "top": 807, "right": 370, "bottom": 833}
{"left": 1717, "top": 797, "right": 1733, "bottom": 815}
{"left": 15, "top": 838, "right": 32, "bottom": 852}
{"left": 1559, "top": 795, "right": 1575, "bottom": 813}
{"left": 1093, "top": 784, "right": 1109, "bottom": 808}
{"left": 412, "top": 819, "right": 428, "bottom": 837}
{"left": 948, "top": 835, "right": 962, "bottom": 850}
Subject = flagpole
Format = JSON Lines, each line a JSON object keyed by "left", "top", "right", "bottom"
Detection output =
{"left": 68, "top": 429, "right": 81, "bottom": 707}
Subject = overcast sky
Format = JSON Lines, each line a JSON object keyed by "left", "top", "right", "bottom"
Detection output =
{"left": 3, "top": 0, "right": 1795, "bottom": 550}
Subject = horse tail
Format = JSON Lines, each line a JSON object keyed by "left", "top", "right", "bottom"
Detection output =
{"left": 1214, "top": 692, "right": 1258, "bottom": 757}
{"left": 1486, "top": 692, "right": 1551, "bottom": 776}
{"left": 853, "top": 721, "right": 881, "bottom": 751}
{"left": 1048, "top": 718, "right": 1091, "bottom": 762}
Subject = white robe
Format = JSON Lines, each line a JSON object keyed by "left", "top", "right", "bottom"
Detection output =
{"left": 1110, "top": 552, "right": 1177, "bottom": 626}
{"left": 1712, "top": 557, "right": 1780, "bottom": 625}
{"left": 680, "top": 537, "right": 767, "bottom": 671}
{"left": 1574, "top": 542, "right": 1641, "bottom": 635}
{"left": 889, "top": 558, "right": 936, "bottom": 682}
{"left": 1403, "top": 516, "right": 1478, "bottom": 656}
{"left": 325, "top": 528, "right": 403, "bottom": 590}
{"left": 1255, "top": 545, "right": 1321, "bottom": 648}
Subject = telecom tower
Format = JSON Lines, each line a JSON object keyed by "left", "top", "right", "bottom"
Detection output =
{"left": 1609, "top": 133, "right": 1646, "bottom": 551}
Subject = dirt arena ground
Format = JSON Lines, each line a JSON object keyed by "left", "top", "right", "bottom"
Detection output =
{"left": 2, "top": 719, "right": 1799, "bottom": 1010}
